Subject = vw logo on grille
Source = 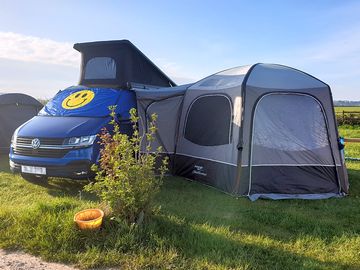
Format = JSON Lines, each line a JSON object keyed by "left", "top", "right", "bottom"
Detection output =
{"left": 31, "top": 138, "right": 41, "bottom": 149}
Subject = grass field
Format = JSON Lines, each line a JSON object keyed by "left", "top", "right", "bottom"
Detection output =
{"left": 335, "top": 106, "right": 360, "bottom": 113}
{"left": 0, "top": 127, "right": 359, "bottom": 269}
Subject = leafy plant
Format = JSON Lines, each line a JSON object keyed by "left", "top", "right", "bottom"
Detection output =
{"left": 336, "top": 114, "right": 360, "bottom": 126}
{"left": 84, "top": 107, "right": 168, "bottom": 225}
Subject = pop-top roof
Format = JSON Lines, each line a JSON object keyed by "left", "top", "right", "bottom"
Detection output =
{"left": 74, "top": 40, "right": 176, "bottom": 89}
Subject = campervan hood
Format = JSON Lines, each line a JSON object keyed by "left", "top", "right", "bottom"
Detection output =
{"left": 15, "top": 116, "right": 109, "bottom": 138}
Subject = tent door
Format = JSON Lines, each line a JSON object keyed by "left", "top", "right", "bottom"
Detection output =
{"left": 248, "top": 93, "right": 339, "bottom": 197}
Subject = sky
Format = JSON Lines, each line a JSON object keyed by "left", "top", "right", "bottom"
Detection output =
{"left": 0, "top": 0, "right": 359, "bottom": 100}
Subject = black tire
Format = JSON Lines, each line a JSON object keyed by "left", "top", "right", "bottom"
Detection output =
{"left": 21, "top": 173, "right": 48, "bottom": 183}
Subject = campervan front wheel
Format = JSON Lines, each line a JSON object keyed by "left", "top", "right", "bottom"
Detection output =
{"left": 21, "top": 173, "right": 48, "bottom": 183}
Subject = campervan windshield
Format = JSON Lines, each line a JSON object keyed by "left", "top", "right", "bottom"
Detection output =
{"left": 38, "top": 86, "right": 134, "bottom": 119}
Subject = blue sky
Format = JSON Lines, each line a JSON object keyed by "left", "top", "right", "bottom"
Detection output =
{"left": 0, "top": 0, "right": 359, "bottom": 100}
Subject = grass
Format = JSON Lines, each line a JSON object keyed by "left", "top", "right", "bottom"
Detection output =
{"left": 0, "top": 127, "right": 360, "bottom": 269}
{"left": 0, "top": 153, "right": 9, "bottom": 173}
{"left": 339, "top": 125, "right": 360, "bottom": 158}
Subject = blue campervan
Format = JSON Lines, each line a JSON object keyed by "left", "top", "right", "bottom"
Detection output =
{"left": 9, "top": 40, "right": 175, "bottom": 181}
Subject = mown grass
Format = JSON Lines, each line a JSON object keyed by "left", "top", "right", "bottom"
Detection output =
{"left": 0, "top": 127, "right": 360, "bottom": 269}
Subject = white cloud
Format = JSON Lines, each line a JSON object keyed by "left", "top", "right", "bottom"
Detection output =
{"left": 155, "top": 58, "right": 198, "bottom": 84}
{"left": 0, "top": 58, "right": 79, "bottom": 98}
{"left": 0, "top": 32, "right": 201, "bottom": 97}
{"left": 0, "top": 32, "right": 79, "bottom": 67}
{"left": 0, "top": 32, "right": 198, "bottom": 86}
{"left": 3, "top": 29, "right": 357, "bottom": 100}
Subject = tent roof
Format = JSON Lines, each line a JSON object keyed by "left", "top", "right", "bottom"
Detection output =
{"left": 189, "top": 65, "right": 251, "bottom": 90}
{"left": 247, "top": 64, "right": 327, "bottom": 89}
{"left": 74, "top": 40, "right": 176, "bottom": 88}
{"left": 0, "top": 93, "right": 43, "bottom": 107}
{"left": 188, "top": 63, "right": 327, "bottom": 91}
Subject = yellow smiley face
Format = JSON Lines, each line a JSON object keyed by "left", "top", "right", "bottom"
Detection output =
{"left": 62, "top": 90, "right": 95, "bottom": 109}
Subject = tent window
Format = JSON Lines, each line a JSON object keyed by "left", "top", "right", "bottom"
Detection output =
{"left": 84, "top": 57, "right": 116, "bottom": 79}
{"left": 184, "top": 95, "right": 232, "bottom": 146}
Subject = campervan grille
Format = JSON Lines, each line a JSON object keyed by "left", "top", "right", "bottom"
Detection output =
{"left": 16, "top": 137, "right": 64, "bottom": 145}
{"left": 14, "top": 137, "right": 68, "bottom": 158}
{"left": 13, "top": 147, "right": 69, "bottom": 158}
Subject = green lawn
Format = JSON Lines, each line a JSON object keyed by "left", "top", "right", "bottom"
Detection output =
{"left": 0, "top": 127, "right": 359, "bottom": 269}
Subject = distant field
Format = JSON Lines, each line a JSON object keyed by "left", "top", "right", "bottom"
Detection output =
{"left": 335, "top": 106, "right": 360, "bottom": 112}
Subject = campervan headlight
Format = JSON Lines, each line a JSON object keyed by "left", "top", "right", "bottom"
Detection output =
{"left": 64, "top": 135, "right": 96, "bottom": 147}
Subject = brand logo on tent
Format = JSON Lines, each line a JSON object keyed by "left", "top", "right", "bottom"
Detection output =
{"left": 192, "top": 165, "right": 207, "bottom": 176}
{"left": 31, "top": 138, "right": 41, "bottom": 149}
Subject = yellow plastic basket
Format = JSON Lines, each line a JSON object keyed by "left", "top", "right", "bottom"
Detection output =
{"left": 74, "top": 208, "right": 104, "bottom": 230}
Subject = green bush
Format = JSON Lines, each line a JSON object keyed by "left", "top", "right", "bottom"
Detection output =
{"left": 336, "top": 113, "right": 360, "bottom": 125}
{"left": 84, "top": 108, "right": 168, "bottom": 225}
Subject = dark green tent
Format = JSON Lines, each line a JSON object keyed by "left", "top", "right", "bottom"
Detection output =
{"left": 0, "top": 93, "right": 43, "bottom": 153}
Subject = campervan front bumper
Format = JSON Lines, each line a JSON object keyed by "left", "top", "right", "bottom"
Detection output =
{"left": 9, "top": 144, "right": 97, "bottom": 179}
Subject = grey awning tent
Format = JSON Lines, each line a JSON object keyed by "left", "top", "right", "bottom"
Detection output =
{"left": 135, "top": 84, "right": 189, "bottom": 167}
{"left": 0, "top": 93, "right": 43, "bottom": 153}
{"left": 134, "top": 63, "right": 349, "bottom": 200}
